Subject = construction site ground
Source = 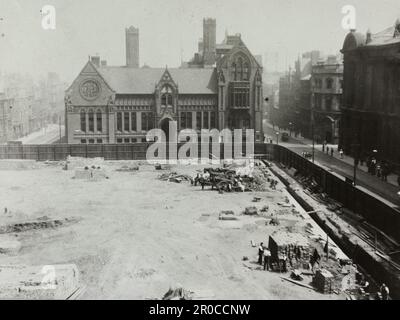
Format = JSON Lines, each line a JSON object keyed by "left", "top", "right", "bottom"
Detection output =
{"left": 0, "top": 160, "right": 351, "bottom": 299}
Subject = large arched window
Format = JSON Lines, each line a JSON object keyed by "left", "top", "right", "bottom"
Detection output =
{"left": 161, "top": 86, "right": 173, "bottom": 106}
{"left": 231, "top": 55, "right": 251, "bottom": 81}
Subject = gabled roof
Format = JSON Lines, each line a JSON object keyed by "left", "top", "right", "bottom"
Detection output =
{"left": 96, "top": 67, "right": 218, "bottom": 94}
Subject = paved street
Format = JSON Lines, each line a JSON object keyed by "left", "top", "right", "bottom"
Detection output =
{"left": 263, "top": 121, "right": 400, "bottom": 207}
{"left": 16, "top": 124, "right": 64, "bottom": 145}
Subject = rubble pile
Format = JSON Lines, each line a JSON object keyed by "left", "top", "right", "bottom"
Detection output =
{"left": 116, "top": 165, "right": 139, "bottom": 172}
{"left": 64, "top": 156, "right": 104, "bottom": 171}
{"left": 192, "top": 165, "right": 274, "bottom": 193}
{"left": 162, "top": 286, "right": 194, "bottom": 300}
{"left": 0, "top": 217, "right": 78, "bottom": 234}
{"left": 0, "top": 264, "right": 81, "bottom": 300}
{"left": 158, "top": 172, "right": 193, "bottom": 183}
{"left": 0, "top": 235, "right": 22, "bottom": 255}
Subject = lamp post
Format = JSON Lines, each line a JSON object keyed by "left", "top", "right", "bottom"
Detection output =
{"left": 59, "top": 115, "right": 62, "bottom": 143}
{"left": 276, "top": 132, "right": 279, "bottom": 145}
{"left": 311, "top": 93, "right": 315, "bottom": 163}
{"left": 352, "top": 143, "right": 360, "bottom": 186}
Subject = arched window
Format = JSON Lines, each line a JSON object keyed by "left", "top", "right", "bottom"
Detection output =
{"left": 231, "top": 62, "right": 237, "bottom": 80}
{"left": 88, "top": 110, "right": 94, "bottom": 132}
{"left": 237, "top": 57, "right": 243, "bottom": 80}
{"left": 231, "top": 55, "right": 250, "bottom": 81}
{"left": 161, "top": 86, "right": 173, "bottom": 106}
{"left": 96, "top": 110, "right": 102, "bottom": 132}
{"left": 80, "top": 110, "right": 86, "bottom": 132}
{"left": 243, "top": 62, "right": 250, "bottom": 81}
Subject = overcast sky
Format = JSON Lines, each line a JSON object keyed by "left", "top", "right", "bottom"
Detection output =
{"left": 1, "top": 0, "right": 400, "bottom": 83}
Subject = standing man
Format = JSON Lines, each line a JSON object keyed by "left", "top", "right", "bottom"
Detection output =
{"left": 263, "top": 247, "right": 271, "bottom": 271}
{"left": 339, "top": 149, "right": 344, "bottom": 159}
{"left": 330, "top": 148, "right": 334, "bottom": 157}
{"left": 380, "top": 283, "right": 389, "bottom": 300}
{"left": 258, "top": 242, "right": 264, "bottom": 265}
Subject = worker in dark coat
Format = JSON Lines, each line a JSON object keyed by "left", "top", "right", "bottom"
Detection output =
{"left": 380, "top": 283, "right": 389, "bottom": 300}
{"left": 258, "top": 242, "right": 264, "bottom": 265}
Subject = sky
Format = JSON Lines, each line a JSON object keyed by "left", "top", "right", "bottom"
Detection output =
{"left": 0, "top": 0, "right": 400, "bottom": 83}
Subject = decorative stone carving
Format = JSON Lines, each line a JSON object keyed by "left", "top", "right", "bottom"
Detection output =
{"left": 79, "top": 79, "right": 101, "bottom": 100}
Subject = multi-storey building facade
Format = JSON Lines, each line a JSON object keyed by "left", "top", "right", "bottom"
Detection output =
{"left": 340, "top": 20, "right": 400, "bottom": 167}
{"left": 0, "top": 72, "right": 66, "bottom": 143}
{"left": 65, "top": 20, "right": 264, "bottom": 144}
{"left": 311, "top": 56, "right": 343, "bottom": 144}
{"left": 0, "top": 95, "right": 14, "bottom": 143}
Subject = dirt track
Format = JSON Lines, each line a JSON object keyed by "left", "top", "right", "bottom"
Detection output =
{"left": 0, "top": 163, "right": 341, "bottom": 299}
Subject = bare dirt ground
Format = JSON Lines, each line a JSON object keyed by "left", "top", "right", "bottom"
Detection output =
{"left": 0, "top": 161, "right": 343, "bottom": 300}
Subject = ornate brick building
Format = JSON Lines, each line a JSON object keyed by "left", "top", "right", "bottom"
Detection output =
{"left": 65, "top": 20, "right": 264, "bottom": 144}
{"left": 340, "top": 20, "right": 400, "bottom": 167}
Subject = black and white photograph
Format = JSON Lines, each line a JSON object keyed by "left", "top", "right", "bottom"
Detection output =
{"left": 0, "top": 0, "right": 400, "bottom": 307}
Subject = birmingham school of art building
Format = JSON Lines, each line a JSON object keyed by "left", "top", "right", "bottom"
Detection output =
{"left": 64, "top": 19, "right": 264, "bottom": 144}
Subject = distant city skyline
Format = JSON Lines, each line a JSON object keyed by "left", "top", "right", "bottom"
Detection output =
{"left": 1, "top": 0, "right": 400, "bottom": 82}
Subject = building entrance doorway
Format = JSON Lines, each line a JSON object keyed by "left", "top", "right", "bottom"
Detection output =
{"left": 160, "top": 117, "right": 172, "bottom": 141}
{"left": 228, "top": 110, "right": 251, "bottom": 130}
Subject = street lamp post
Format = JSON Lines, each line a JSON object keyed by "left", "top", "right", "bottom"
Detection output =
{"left": 311, "top": 93, "right": 315, "bottom": 163}
{"left": 59, "top": 115, "right": 62, "bottom": 143}
{"left": 352, "top": 143, "right": 361, "bottom": 186}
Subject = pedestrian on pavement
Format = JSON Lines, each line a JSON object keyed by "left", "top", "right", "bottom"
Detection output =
{"left": 330, "top": 148, "right": 334, "bottom": 157}
{"left": 380, "top": 283, "right": 390, "bottom": 300}
{"left": 376, "top": 163, "right": 382, "bottom": 178}
{"left": 258, "top": 242, "right": 264, "bottom": 265}
{"left": 326, "top": 146, "right": 329, "bottom": 154}
{"left": 263, "top": 248, "right": 271, "bottom": 271}
{"left": 381, "top": 163, "right": 389, "bottom": 182}
{"left": 339, "top": 149, "right": 344, "bottom": 159}
{"left": 322, "top": 144, "right": 325, "bottom": 152}
{"left": 371, "top": 158, "right": 377, "bottom": 175}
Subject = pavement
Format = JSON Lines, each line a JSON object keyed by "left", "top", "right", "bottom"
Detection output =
{"left": 263, "top": 121, "right": 400, "bottom": 206}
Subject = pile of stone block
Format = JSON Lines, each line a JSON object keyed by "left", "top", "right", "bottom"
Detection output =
{"left": 313, "top": 269, "right": 334, "bottom": 294}
{"left": 268, "top": 231, "right": 311, "bottom": 268}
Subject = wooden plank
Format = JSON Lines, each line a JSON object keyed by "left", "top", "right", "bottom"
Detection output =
{"left": 280, "top": 277, "right": 316, "bottom": 291}
{"left": 66, "top": 285, "right": 87, "bottom": 300}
